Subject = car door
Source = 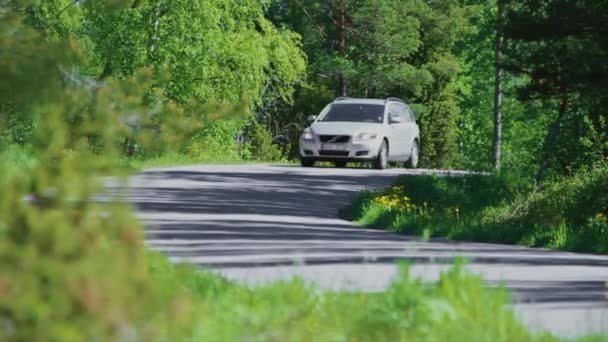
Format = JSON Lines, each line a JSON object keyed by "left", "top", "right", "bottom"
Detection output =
{"left": 400, "top": 103, "right": 418, "bottom": 158}
{"left": 387, "top": 103, "right": 407, "bottom": 159}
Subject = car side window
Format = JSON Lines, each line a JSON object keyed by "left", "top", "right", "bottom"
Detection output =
{"left": 404, "top": 105, "right": 415, "bottom": 123}
{"left": 398, "top": 103, "right": 411, "bottom": 123}
{"left": 388, "top": 104, "right": 399, "bottom": 122}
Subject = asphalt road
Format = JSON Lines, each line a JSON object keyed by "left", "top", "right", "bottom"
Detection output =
{"left": 129, "top": 164, "right": 608, "bottom": 337}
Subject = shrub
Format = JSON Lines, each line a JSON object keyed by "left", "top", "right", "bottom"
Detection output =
{"left": 0, "top": 114, "right": 180, "bottom": 341}
{"left": 242, "top": 120, "right": 285, "bottom": 162}
{"left": 502, "top": 168, "right": 608, "bottom": 252}
{"left": 147, "top": 255, "right": 547, "bottom": 342}
{"left": 183, "top": 119, "right": 286, "bottom": 163}
{"left": 0, "top": 22, "right": 201, "bottom": 336}
{"left": 352, "top": 168, "right": 608, "bottom": 254}
{"left": 185, "top": 119, "right": 247, "bottom": 161}
{"left": 0, "top": 104, "right": 34, "bottom": 147}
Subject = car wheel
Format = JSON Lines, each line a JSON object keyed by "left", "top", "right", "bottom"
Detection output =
{"left": 373, "top": 140, "right": 388, "bottom": 170}
{"left": 301, "top": 158, "right": 315, "bottom": 167}
{"left": 406, "top": 141, "right": 419, "bottom": 169}
{"left": 334, "top": 161, "right": 347, "bottom": 168}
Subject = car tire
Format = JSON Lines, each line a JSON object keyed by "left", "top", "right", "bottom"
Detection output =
{"left": 373, "top": 140, "right": 388, "bottom": 170}
{"left": 301, "top": 158, "right": 315, "bottom": 167}
{"left": 405, "top": 141, "right": 419, "bottom": 169}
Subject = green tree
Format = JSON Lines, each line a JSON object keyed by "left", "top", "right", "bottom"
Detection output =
{"left": 9, "top": 0, "right": 307, "bottom": 160}
{"left": 454, "top": 1, "right": 548, "bottom": 175}
{"left": 504, "top": 0, "right": 608, "bottom": 182}
{"left": 78, "top": 0, "right": 306, "bottom": 107}
{"left": 268, "top": 0, "right": 476, "bottom": 167}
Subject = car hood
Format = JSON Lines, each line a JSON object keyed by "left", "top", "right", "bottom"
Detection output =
{"left": 309, "top": 122, "right": 383, "bottom": 136}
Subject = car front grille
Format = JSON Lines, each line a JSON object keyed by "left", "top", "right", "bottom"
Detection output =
{"left": 319, "top": 151, "right": 349, "bottom": 157}
{"left": 319, "top": 135, "right": 350, "bottom": 143}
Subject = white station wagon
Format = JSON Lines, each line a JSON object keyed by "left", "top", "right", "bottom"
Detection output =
{"left": 299, "top": 97, "right": 420, "bottom": 170}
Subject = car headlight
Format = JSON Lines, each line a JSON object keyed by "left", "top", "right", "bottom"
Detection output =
{"left": 302, "top": 131, "right": 314, "bottom": 141}
{"left": 356, "top": 132, "right": 378, "bottom": 141}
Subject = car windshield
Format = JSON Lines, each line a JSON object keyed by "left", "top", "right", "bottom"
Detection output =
{"left": 319, "top": 104, "right": 385, "bottom": 123}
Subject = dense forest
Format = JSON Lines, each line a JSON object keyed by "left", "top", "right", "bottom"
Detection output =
{"left": 2, "top": 0, "right": 606, "bottom": 178}
{"left": 0, "top": 0, "right": 607, "bottom": 339}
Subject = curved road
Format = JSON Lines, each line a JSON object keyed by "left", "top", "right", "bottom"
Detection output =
{"left": 130, "top": 164, "right": 608, "bottom": 337}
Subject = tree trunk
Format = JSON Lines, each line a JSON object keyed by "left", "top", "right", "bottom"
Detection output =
{"left": 536, "top": 95, "right": 569, "bottom": 186}
{"left": 147, "top": 1, "right": 163, "bottom": 63}
{"left": 336, "top": 0, "right": 347, "bottom": 96}
{"left": 493, "top": 0, "right": 505, "bottom": 171}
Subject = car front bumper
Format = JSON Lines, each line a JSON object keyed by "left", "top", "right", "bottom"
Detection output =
{"left": 299, "top": 138, "right": 382, "bottom": 161}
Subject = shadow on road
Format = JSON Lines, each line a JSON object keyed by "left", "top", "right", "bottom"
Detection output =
{"left": 136, "top": 168, "right": 397, "bottom": 217}
{"left": 126, "top": 165, "right": 608, "bottom": 307}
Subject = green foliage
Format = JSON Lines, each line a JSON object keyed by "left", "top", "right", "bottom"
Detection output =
{"left": 242, "top": 120, "right": 285, "bottom": 162}
{"left": 0, "top": 104, "right": 33, "bottom": 146}
{"left": 505, "top": 0, "right": 608, "bottom": 99}
{"left": 147, "top": 253, "right": 549, "bottom": 341}
{"left": 185, "top": 120, "right": 248, "bottom": 162}
{"left": 267, "top": 0, "right": 478, "bottom": 168}
{"left": 77, "top": 0, "right": 306, "bottom": 107}
{"left": 178, "top": 118, "right": 285, "bottom": 163}
{"left": 0, "top": 8, "right": 78, "bottom": 111}
{"left": 453, "top": 0, "right": 608, "bottom": 178}
{"left": 5, "top": 0, "right": 307, "bottom": 164}
{"left": 0, "top": 148, "right": 164, "bottom": 340}
{"left": 454, "top": 2, "right": 552, "bottom": 174}
{"left": 500, "top": 0, "right": 608, "bottom": 176}
{"left": 0, "top": 9, "right": 205, "bottom": 338}
{"left": 352, "top": 167, "right": 608, "bottom": 254}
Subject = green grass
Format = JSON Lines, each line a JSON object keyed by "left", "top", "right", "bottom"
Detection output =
{"left": 350, "top": 168, "right": 608, "bottom": 254}
{"left": 147, "top": 253, "right": 561, "bottom": 341}
{"left": 121, "top": 152, "right": 294, "bottom": 171}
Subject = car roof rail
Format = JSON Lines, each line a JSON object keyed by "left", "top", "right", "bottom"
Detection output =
{"left": 334, "top": 96, "right": 352, "bottom": 102}
{"left": 386, "top": 97, "right": 405, "bottom": 103}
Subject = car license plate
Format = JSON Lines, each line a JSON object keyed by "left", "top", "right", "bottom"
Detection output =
{"left": 322, "top": 144, "right": 347, "bottom": 151}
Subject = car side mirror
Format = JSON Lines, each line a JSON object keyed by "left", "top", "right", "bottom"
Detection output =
{"left": 389, "top": 114, "right": 402, "bottom": 124}
{"left": 307, "top": 115, "right": 317, "bottom": 123}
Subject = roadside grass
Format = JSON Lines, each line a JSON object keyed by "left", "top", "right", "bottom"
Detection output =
{"left": 350, "top": 168, "right": 608, "bottom": 254}
{"left": 122, "top": 152, "right": 264, "bottom": 171}
{"left": 148, "top": 253, "right": 558, "bottom": 341}
{"left": 121, "top": 150, "right": 300, "bottom": 171}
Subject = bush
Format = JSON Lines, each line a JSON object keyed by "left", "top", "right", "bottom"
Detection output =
{"left": 148, "top": 255, "right": 547, "bottom": 341}
{"left": 242, "top": 120, "right": 285, "bottom": 162}
{"left": 0, "top": 104, "right": 34, "bottom": 147}
{"left": 0, "top": 67, "right": 206, "bottom": 340}
{"left": 352, "top": 168, "right": 608, "bottom": 254}
{"left": 0, "top": 134, "right": 175, "bottom": 341}
{"left": 183, "top": 119, "right": 286, "bottom": 163}
{"left": 185, "top": 120, "right": 247, "bottom": 161}
{"left": 503, "top": 168, "right": 608, "bottom": 252}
